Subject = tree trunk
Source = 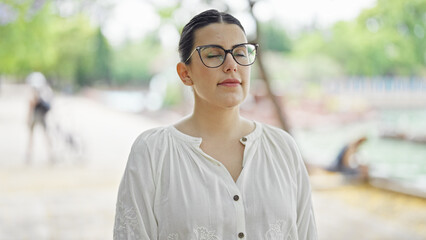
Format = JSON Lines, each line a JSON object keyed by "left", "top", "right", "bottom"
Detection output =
{"left": 248, "top": 0, "right": 291, "bottom": 133}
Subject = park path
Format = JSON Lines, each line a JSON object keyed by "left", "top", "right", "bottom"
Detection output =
{"left": 0, "top": 83, "right": 425, "bottom": 239}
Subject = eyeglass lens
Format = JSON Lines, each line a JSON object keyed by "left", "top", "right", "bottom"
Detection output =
{"left": 199, "top": 44, "right": 257, "bottom": 68}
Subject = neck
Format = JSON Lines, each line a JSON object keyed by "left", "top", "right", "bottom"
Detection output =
{"left": 174, "top": 92, "right": 255, "bottom": 141}
{"left": 190, "top": 101, "right": 242, "bottom": 139}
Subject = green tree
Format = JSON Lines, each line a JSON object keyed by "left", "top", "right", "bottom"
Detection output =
{"left": 111, "top": 34, "right": 162, "bottom": 86}
{"left": 93, "top": 28, "right": 112, "bottom": 85}
{"left": 51, "top": 14, "right": 97, "bottom": 86}
{"left": 0, "top": 0, "right": 56, "bottom": 76}
{"left": 260, "top": 21, "right": 292, "bottom": 53}
{"left": 325, "top": 0, "right": 426, "bottom": 76}
{"left": 0, "top": 0, "right": 100, "bottom": 87}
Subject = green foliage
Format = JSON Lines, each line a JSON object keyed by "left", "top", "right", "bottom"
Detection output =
{"left": 0, "top": 0, "right": 57, "bottom": 76}
{"left": 0, "top": 0, "right": 103, "bottom": 87}
{"left": 111, "top": 35, "right": 161, "bottom": 86}
{"left": 51, "top": 14, "right": 97, "bottom": 86}
{"left": 281, "top": 0, "right": 426, "bottom": 77}
{"left": 93, "top": 28, "right": 112, "bottom": 85}
{"left": 291, "top": 31, "right": 327, "bottom": 58}
{"left": 324, "top": 0, "right": 426, "bottom": 76}
{"left": 75, "top": 55, "right": 92, "bottom": 87}
{"left": 259, "top": 21, "right": 292, "bottom": 53}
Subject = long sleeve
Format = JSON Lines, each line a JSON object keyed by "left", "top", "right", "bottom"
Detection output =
{"left": 293, "top": 138, "right": 318, "bottom": 240}
{"left": 113, "top": 138, "right": 158, "bottom": 240}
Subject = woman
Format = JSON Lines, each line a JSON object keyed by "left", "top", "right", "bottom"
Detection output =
{"left": 114, "top": 9, "right": 317, "bottom": 240}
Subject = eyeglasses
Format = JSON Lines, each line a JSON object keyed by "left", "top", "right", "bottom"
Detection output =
{"left": 185, "top": 43, "right": 259, "bottom": 68}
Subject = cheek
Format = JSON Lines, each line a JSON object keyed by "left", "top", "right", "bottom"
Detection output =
{"left": 242, "top": 69, "right": 251, "bottom": 94}
{"left": 192, "top": 63, "right": 214, "bottom": 78}
{"left": 241, "top": 68, "right": 251, "bottom": 83}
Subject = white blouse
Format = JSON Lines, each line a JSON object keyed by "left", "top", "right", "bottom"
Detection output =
{"left": 114, "top": 122, "right": 317, "bottom": 240}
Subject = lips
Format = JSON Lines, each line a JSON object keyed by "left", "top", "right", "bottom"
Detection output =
{"left": 217, "top": 79, "right": 241, "bottom": 87}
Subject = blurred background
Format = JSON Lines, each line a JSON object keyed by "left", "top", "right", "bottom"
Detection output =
{"left": 0, "top": 0, "right": 425, "bottom": 239}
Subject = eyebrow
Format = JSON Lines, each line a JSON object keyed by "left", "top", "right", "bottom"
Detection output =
{"left": 199, "top": 43, "right": 249, "bottom": 49}
{"left": 232, "top": 43, "right": 249, "bottom": 48}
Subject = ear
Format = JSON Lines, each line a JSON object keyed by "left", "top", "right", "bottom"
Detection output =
{"left": 176, "top": 62, "right": 193, "bottom": 86}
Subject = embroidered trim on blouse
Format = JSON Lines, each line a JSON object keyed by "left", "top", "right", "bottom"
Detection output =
{"left": 167, "top": 226, "right": 220, "bottom": 240}
{"left": 193, "top": 226, "right": 220, "bottom": 240}
{"left": 114, "top": 200, "right": 142, "bottom": 240}
{"left": 265, "top": 220, "right": 295, "bottom": 240}
{"left": 167, "top": 233, "right": 179, "bottom": 240}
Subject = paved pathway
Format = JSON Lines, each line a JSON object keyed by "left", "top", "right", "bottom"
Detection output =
{"left": 0, "top": 84, "right": 160, "bottom": 239}
{"left": 0, "top": 84, "right": 425, "bottom": 239}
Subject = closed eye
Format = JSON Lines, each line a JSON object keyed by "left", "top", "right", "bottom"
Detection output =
{"left": 206, "top": 54, "right": 223, "bottom": 58}
{"left": 234, "top": 52, "right": 247, "bottom": 58}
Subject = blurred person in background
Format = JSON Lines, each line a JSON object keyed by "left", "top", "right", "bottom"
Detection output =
{"left": 114, "top": 9, "right": 317, "bottom": 239}
{"left": 327, "top": 136, "right": 369, "bottom": 181}
{"left": 26, "top": 72, "right": 53, "bottom": 164}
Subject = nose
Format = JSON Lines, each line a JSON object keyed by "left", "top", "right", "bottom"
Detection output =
{"left": 222, "top": 52, "right": 238, "bottom": 72}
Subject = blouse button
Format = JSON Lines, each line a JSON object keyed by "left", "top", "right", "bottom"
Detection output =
{"left": 238, "top": 232, "right": 245, "bottom": 238}
{"left": 241, "top": 137, "right": 247, "bottom": 142}
{"left": 233, "top": 195, "right": 239, "bottom": 201}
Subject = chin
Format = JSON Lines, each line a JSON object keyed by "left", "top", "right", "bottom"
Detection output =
{"left": 221, "top": 96, "right": 245, "bottom": 109}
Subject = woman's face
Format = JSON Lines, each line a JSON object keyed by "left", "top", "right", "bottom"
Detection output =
{"left": 185, "top": 23, "right": 251, "bottom": 110}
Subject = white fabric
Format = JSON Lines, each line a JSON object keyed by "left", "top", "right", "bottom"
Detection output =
{"left": 114, "top": 122, "right": 317, "bottom": 240}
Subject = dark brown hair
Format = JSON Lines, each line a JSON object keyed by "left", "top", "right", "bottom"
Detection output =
{"left": 178, "top": 9, "right": 246, "bottom": 64}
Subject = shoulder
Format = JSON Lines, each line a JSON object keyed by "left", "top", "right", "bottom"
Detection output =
{"left": 126, "top": 126, "right": 173, "bottom": 173}
{"left": 259, "top": 122, "right": 296, "bottom": 147}
{"left": 130, "top": 126, "right": 171, "bottom": 153}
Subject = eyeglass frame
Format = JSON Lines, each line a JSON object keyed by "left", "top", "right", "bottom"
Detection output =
{"left": 184, "top": 43, "right": 259, "bottom": 68}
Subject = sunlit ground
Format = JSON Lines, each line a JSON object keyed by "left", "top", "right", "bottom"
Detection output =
{"left": 0, "top": 83, "right": 425, "bottom": 239}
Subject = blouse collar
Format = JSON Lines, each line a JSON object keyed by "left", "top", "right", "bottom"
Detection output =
{"left": 168, "top": 121, "right": 262, "bottom": 146}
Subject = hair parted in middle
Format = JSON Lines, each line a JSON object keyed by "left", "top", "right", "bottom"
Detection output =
{"left": 178, "top": 9, "right": 246, "bottom": 64}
